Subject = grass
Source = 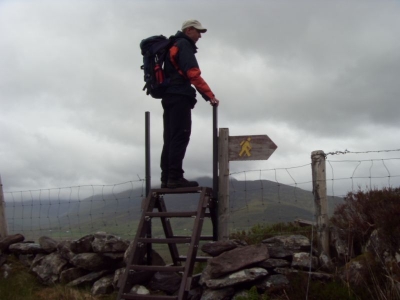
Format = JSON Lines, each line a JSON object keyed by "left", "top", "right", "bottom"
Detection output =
{"left": 0, "top": 256, "right": 117, "bottom": 300}
{"left": 230, "top": 222, "right": 313, "bottom": 245}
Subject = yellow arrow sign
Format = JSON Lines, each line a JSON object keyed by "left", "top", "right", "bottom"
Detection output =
{"left": 228, "top": 135, "right": 277, "bottom": 161}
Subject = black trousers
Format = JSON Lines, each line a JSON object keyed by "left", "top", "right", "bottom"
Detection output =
{"left": 160, "top": 94, "right": 196, "bottom": 182}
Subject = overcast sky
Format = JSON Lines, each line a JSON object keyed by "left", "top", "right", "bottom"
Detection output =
{"left": 1, "top": 0, "right": 400, "bottom": 193}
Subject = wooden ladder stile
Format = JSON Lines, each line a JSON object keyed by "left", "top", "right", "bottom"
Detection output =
{"left": 117, "top": 186, "right": 217, "bottom": 300}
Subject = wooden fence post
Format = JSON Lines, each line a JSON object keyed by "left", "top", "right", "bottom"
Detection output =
{"left": 311, "top": 150, "right": 330, "bottom": 256}
{"left": 0, "top": 175, "right": 8, "bottom": 238}
{"left": 218, "top": 128, "right": 229, "bottom": 240}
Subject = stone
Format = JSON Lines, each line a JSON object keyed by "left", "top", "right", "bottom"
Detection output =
{"left": 18, "top": 254, "right": 35, "bottom": 267}
{"left": 57, "top": 240, "right": 75, "bottom": 261}
{"left": 274, "top": 268, "right": 333, "bottom": 280}
{"left": 232, "top": 289, "right": 252, "bottom": 299}
{"left": 365, "top": 229, "right": 386, "bottom": 257}
{"left": 123, "top": 270, "right": 157, "bottom": 291}
{"left": 70, "top": 235, "right": 94, "bottom": 253}
{"left": 306, "top": 271, "right": 333, "bottom": 281}
{"left": 124, "top": 240, "right": 135, "bottom": 264}
{"left": 60, "top": 267, "right": 89, "bottom": 284}
{"left": 67, "top": 270, "right": 110, "bottom": 287}
{"left": 30, "top": 252, "right": 69, "bottom": 284}
{"left": 0, "top": 234, "right": 25, "bottom": 251}
{"left": 142, "top": 249, "right": 166, "bottom": 266}
{"left": 274, "top": 268, "right": 299, "bottom": 276}
{"left": 319, "top": 252, "right": 334, "bottom": 272}
{"left": 266, "top": 246, "right": 293, "bottom": 259}
{"left": 200, "top": 287, "right": 235, "bottom": 300}
{"left": 199, "top": 264, "right": 212, "bottom": 285}
{"left": 204, "top": 267, "right": 268, "bottom": 289}
{"left": 38, "top": 236, "right": 58, "bottom": 253}
{"left": 31, "top": 253, "right": 46, "bottom": 269}
{"left": 103, "top": 252, "right": 125, "bottom": 269}
{"left": 258, "top": 258, "right": 290, "bottom": 269}
{"left": 70, "top": 253, "right": 114, "bottom": 271}
{"left": 188, "top": 286, "right": 202, "bottom": 300}
{"left": 91, "top": 274, "right": 115, "bottom": 295}
{"left": 208, "top": 244, "right": 269, "bottom": 278}
{"left": 340, "top": 253, "right": 375, "bottom": 287}
{"left": 255, "top": 274, "right": 289, "bottom": 292}
{"left": 92, "top": 232, "right": 129, "bottom": 253}
{"left": 9, "top": 243, "right": 47, "bottom": 255}
{"left": 331, "top": 228, "right": 351, "bottom": 261}
{"left": 291, "top": 252, "right": 318, "bottom": 271}
{"left": 113, "top": 267, "right": 125, "bottom": 289}
{"left": 262, "top": 235, "right": 311, "bottom": 251}
{"left": 130, "top": 284, "right": 150, "bottom": 295}
{"left": 201, "top": 240, "right": 238, "bottom": 257}
{"left": 147, "top": 271, "right": 182, "bottom": 294}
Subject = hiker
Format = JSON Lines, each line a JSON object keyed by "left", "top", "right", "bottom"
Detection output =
{"left": 160, "top": 19, "right": 219, "bottom": 189}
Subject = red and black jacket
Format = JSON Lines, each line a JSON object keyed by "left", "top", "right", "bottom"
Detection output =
{"left": 164, "top": 31, "right": 215, "bottom": 101}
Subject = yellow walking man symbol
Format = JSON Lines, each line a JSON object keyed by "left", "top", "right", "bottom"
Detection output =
{"left": 239, "top": 137, "right": 252, "bottom": 157}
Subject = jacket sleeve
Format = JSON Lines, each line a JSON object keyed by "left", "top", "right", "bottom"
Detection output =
{"left": 170, "top": 40, "right": 215, "bottom": 101}
{"left": 186, "top": 68, "right": 215, "bottom": 101}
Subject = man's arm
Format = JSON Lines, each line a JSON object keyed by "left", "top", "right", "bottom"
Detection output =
{"left": 186, "top": 68, "right": 215, "bottom": 101}
{"left": 174, "top": 39, "right": 217, "bottom": 102}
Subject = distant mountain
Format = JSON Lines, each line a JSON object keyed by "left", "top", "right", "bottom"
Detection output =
{"left": 5, "top": 177, "right": 344, "bottom": 239}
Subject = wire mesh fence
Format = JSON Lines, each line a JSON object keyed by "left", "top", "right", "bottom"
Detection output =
{"left": 2, "top": 149, "right": 400, "bottom": 242}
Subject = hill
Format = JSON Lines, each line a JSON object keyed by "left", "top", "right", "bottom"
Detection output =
{"left": 5, "top": 177, "right": 343, "bottom": 240}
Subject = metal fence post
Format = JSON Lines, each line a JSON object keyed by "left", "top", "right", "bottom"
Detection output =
{"left": 311, "top": 150, "right": 330, "bottom": 256}
{"left": 218, "top": 128, "right": 229, "bottom": 240}
{"left": 0, "top": 175, "right": 8, "bottom": 238}
{"left": 145, "top": 112, "right": 152, "bottom": 264}
{"left": 212, "top": 106, "right": 219, "bottom": 240}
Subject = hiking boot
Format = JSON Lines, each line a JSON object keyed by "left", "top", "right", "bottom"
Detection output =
{"left": 167, "top": 178, "right": 199, "bottom": 189}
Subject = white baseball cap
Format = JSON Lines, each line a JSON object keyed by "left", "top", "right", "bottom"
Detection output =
{"left": 181, "top": 19, "right": 207, "bottom": 33}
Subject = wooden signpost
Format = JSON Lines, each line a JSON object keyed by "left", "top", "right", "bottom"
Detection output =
{"left": 218, "top": 128, "right": 277, "bottom": 240}
{"left": 0, "top": 175, "right": 8, "bottom": 238}
{"left": 228, "top": 135, "right": 277, "bottom": 161}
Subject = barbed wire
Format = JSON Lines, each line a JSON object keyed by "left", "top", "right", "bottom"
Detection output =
{"left": 324, "top": 148, "right": 400, "bottom": 157}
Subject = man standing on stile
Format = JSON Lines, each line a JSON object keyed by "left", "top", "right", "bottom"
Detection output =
{"left": 160, "top": 19, "right": 219, "bottom": 189}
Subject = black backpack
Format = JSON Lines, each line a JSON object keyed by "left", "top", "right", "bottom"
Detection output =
{"left": 140, "top": 35, "right": 176, "bottom": 99}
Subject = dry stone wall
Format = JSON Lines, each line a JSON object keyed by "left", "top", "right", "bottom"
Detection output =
{"left": 1, "top": 230, "right": 399, "bottom": 299}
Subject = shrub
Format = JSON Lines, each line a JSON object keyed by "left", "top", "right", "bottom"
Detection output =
{"left": 330, "top": 187, "right": 400, "bottom": 300}
{"left": 284, "top": 272, "right": 361, "bottom": 300}
{"left": 330, "top": 187, "right": 400, "bottom": 256}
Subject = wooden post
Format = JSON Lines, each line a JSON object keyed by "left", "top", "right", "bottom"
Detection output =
{"left": 311, "top": 150, "right": 329, "bottom": 256}
{"left": 0, "top": 175, "right": 8, "bottom": 238}
{"left": 218, "top": 128, "right": 229, "bottom": 240}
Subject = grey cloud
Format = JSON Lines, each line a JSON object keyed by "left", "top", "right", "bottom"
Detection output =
{"left": 1, "top": 0, "right": 399, "bottom": 192}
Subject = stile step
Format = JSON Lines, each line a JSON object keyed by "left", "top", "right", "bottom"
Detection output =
{"left": 145, "top": 212, "right": 213, "bottom": 218}
{"left": 173, "top": 235, "right": 214, "bottom": 241}
{"left": 121, "top": 294, "right": 178, "bottom": 300}
{"left": 145, "top": 211, "right": 197, "bottom": 218}
{"left": 178, "top": 255, "right": 210, "bottom": 262}
{"left": 129, "top": 265, "right": 184, "bottom": 272}
{"left": 137, "top": 237, "right": 191, "bottom": 244}
{"left": 154, "top": 186, "right": 211, "bottom": 194}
